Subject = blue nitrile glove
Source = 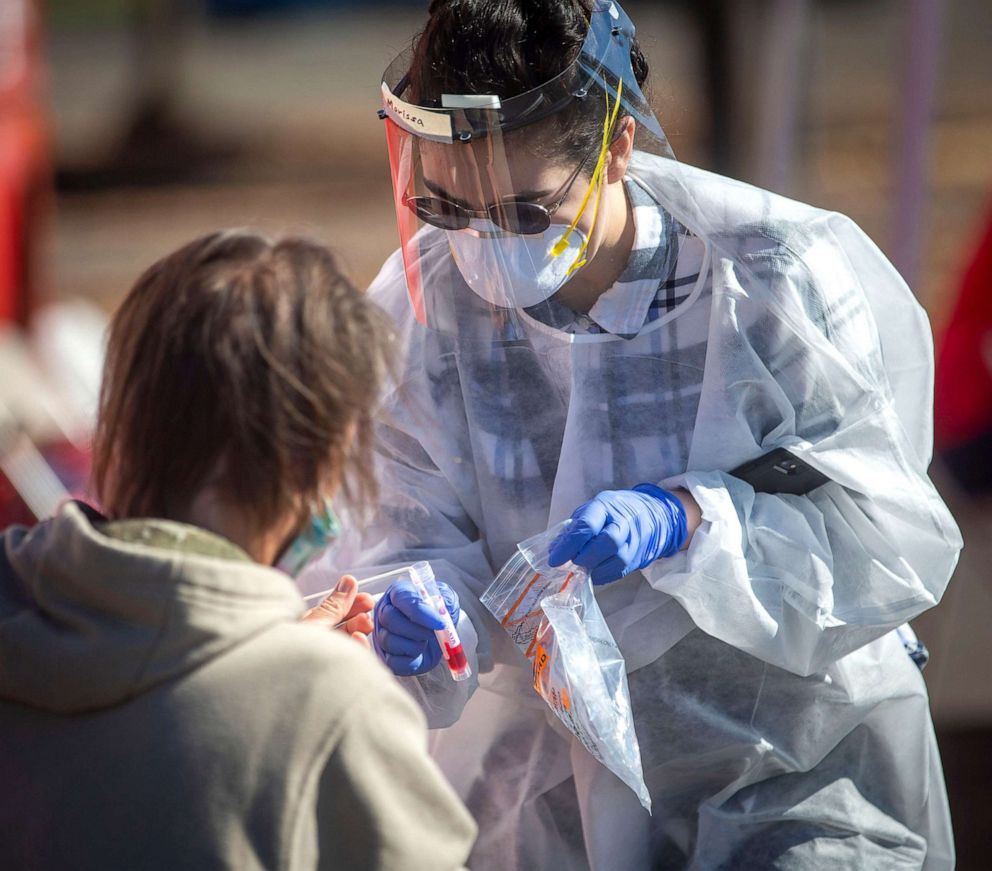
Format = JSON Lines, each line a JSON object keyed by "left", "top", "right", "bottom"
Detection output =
{"left": 373, "top": 579, "right": 461, "bottom": 676}
{"left": 548, "top": 484, "right": 688, "bottom": 585}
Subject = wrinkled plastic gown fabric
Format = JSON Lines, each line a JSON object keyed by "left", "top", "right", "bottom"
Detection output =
{"left": 300, "top": 153, "right": 962, "bottom": 870}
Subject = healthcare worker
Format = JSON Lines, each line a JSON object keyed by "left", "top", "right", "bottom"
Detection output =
{"left": 301, "top": 1, "right": 962, "bottom": 867}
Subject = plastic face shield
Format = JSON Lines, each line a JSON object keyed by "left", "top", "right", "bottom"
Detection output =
{"left": 379, "top": 0, "right": 677, "bottom": 335}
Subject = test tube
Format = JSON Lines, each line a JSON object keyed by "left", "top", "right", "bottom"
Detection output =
{"left": 301, "top": 566, "right": 412, "bottom": 604}
{"left": 409, "top": 561, "right": 472, "bottom": 682}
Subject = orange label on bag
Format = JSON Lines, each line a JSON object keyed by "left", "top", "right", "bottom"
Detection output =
{"left": 533, "top": 643, "right": 549, "bottom": 693}
{"left": 534, "top": 643, "right": 549, "bottom": 675}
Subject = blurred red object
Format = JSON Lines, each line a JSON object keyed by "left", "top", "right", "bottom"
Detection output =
{"left": 934, "top": 206, "right": 992, "bottom": 495}
{"left": 0, "top": 469, "right": 33, "bottom": 526}
{"left": 0, "top": 437, "right": 91, "bottom": 529}
{"left": 0, "top": 0, "right": 50, "bottom": 327}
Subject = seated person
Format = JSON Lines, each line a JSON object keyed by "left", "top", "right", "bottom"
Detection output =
{"left": 0, "top": 230, "right": 476, "bottom": 871}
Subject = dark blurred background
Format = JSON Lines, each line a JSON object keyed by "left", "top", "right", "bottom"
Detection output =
{"left": 2, "top": 0, "right": 991, "bottom": 866}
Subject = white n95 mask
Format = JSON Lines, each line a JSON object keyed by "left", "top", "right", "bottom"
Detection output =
{"left": 447, "top": 220, "right": 588, "bottom": 309}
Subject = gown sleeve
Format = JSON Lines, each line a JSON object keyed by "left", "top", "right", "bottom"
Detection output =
{"left": 641, "top": 211, "right": 962, "bottom": 676}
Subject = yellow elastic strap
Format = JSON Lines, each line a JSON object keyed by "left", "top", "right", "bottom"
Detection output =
{"left": 564, "top": 159, "right": 605, "bottom": 275}
{"left": 550, "top": 80, "right": 625, "bottom": 268}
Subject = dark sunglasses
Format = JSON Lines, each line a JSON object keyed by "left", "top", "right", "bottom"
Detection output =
{"left": 405, "top": 154, "right": 591, "bottom": 236}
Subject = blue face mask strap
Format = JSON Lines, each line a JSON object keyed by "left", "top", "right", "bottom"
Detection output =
{"left": 274, "top": 498, "right": 341, "bottom": 577}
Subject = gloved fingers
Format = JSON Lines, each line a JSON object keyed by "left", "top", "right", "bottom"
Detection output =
{"left": 381, "top": 651, "right": 428, "bottom": 676}
{"left": 549, "top": 499, "right": 610, "bottom": 566}
{"left": 420, "top": 644, "right": 442, "bottom": 673}
{"left": 590, "top": 555, "right": 630, "bottom": 585}
{"left": 384, "top": 581, "right": 445, "bottom": 631}
{"left": 376, "top": 602, "right": 438, "bottom": 644}
{"left": 615, "top": 534, "right": 639, "bottom": 567}
{"left": 611, "top": 513, "right": 631, "bottom": 544}
{"left": 571, "top": 519, "right": 629, "bottom": 569}
{"left": 382, "top": 639, "right": 443, "bottom": 676}
{"left": 438, "top": 581, "right": 460, "bottom": 625}
{"left": 376, "top": 629, "right": 431, "bottom": 659}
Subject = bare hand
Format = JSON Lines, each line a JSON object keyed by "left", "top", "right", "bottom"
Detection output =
{"left": 302, "top": 575, "right": 374, "bottom": 647}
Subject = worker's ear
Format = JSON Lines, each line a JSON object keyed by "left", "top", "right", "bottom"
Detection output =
{"left": 606, "top": 117, "right": 635, "bottom": 184}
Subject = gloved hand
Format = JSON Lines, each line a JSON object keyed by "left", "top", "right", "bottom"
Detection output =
{"left": 373, "top": 579, "right": 461, "bottom": 676}
{"left": 548, "top": 484, "right": 688, "bottom": 584}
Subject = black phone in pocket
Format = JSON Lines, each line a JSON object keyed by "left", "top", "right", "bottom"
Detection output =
{"left": 729, "top": 447, "right": 830, "bottom": 496}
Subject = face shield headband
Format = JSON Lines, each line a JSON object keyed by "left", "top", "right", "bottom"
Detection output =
{"left": 379, "top": 1, "right": 660, "bottom": 145}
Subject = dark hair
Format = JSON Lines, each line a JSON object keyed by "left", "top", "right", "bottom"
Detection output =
{"left": 92, "top": 230, "right": 392, "bottom": 534}
{"left": 408, "top": 0, "right": 649, "bottom": 162}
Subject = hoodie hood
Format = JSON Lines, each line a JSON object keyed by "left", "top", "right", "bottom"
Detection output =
{"left": 0, "top": 502, "right": 304, "bottom": 714}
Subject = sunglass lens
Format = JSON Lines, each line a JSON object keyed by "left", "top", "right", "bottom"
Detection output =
{"left": 408, "top": 196, "right": 469, "bottom": 231}
{"left": 491, "top": 201, "right": 551, "bottom": 235}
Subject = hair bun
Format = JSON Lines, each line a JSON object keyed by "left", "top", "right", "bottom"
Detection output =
{"left": 629, "top": 41, "right": 649, "bottom": 88}
{"left": 427, "top": 0, "right": 451, "bottom": 16}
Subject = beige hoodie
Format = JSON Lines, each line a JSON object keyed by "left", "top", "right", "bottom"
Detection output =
{"left": 0, "top": 502, "right": 476, "bottom": 870}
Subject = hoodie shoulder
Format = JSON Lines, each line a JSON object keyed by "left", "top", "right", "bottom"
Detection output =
{"left": 249, "top": 620, "right": 413, "bottom": 719}
{"left": 1, "top": 521, "right": 47, "bottom": 618}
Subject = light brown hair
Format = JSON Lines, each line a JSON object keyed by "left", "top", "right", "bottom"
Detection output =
{"left": 92, "top": 230, "right": 392, "bottom": 533}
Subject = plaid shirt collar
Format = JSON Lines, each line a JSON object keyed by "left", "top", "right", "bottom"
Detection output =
{"left": 527, "top": 177, "right": 693, "bottom": 338}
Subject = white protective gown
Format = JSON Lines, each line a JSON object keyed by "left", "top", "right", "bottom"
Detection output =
{"left": 301, "top": 153, "right": 962, "bottom": 870}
